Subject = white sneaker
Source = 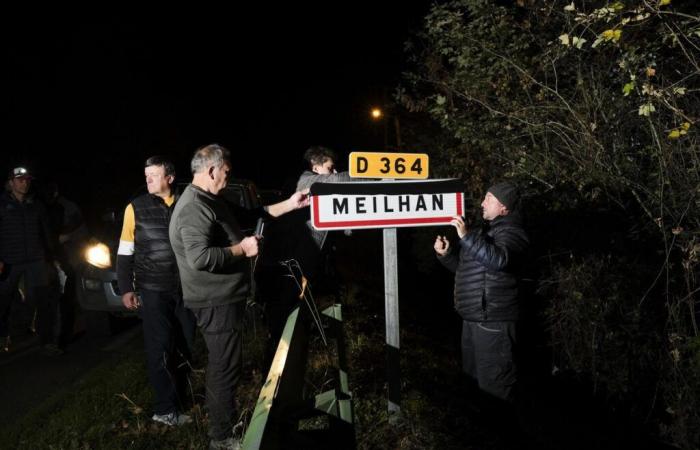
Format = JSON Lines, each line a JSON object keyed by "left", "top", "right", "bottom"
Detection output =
{"left": 209, "top": 437, "right": 241, "bottom": 450}
{"left": 151, "top": 412, "right": 192, "bottom": 426}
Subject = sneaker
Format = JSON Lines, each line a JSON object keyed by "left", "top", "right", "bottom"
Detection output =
{"left": 2, "top": 336, "right": 9, "bottom": 352}
{"left": 209, "top": 437, "right": 241, "bottom": 450}
{"left": 151, "top": 412, "right": 192, "bottom": 426}
{"left": 41, "top": 343, "right": 65, "bottom": 356}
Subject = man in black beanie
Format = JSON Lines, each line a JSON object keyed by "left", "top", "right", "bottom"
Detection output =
{"left": 433, "top": 181, "right": 528, "bottom": 405}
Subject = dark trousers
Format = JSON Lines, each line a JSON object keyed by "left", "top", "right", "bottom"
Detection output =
{"left": 0, "top": 261, "right": 56, "bottom": 345}
{"left": 461, "top": 320, "right": 517, "bottom": 402}
{"left": 140, "top": 289, "right": 197, "bottom": 415}
{"left": 192, "top": 302, "right": 244, "bottom": 441}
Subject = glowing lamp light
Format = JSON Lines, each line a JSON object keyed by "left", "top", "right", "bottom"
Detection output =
{"left": 371, "top": 108, "right": 383, "bottom": 119}
{"left": 85, "top": 242, "right": 111, "bottom": 269}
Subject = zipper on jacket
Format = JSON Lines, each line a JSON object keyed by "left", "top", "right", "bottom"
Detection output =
{"left": 481, "top": 271, "right": 488, "bottom": 321}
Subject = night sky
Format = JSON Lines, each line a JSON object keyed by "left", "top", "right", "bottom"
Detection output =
{"left": 3, "top": 4, "right": 432, "bottom": 209}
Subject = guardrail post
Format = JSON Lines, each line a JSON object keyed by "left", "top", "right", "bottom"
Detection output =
{"left": 242, "top": 304, "right": 355, "bottom": 450}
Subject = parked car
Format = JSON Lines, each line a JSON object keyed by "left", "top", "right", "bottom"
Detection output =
{"left": 76, "top": 179, "right": 264, "bottom": 332}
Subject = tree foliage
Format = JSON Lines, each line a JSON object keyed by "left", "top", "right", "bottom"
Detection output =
{"left": 401, "top": 1, "right": 700, "bottom": 447}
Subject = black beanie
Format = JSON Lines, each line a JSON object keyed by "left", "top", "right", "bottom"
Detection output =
{"left": 487, "top": 181, "right": 520, "bottom": 211}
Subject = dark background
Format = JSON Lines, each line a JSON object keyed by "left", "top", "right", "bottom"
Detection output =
{"left": 2, "top": 3, "right": 431, "bottom": 209}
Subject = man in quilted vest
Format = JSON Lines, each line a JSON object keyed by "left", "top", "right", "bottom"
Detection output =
{"left": 117, "top": 155, "right": 196, "bottom": 427}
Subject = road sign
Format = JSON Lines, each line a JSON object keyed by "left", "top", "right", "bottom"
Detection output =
{"left": 310, "top": 179, "right": 463, "bottom": 230}
{"left": 349, "top": 152, "right": 429, "bottom": 179}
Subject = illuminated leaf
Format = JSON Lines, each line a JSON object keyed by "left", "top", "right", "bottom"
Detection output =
{"left": 645, "top": 67, "right": 656, "bottom": 77}
{"left": 610, "top": 1, "right": 624, "bottom": 11}
{"left": 668, "top": 129, "right": 681, "bottom": 139}
{"left": 564, "top": 2, "right": 575, "bottom": 11}
{"left": 559, "top": 34, "right": 571, "bottom": 46}
{"left": 622, "top": 82, "right": 635, "bottom": 96}
{"left": 602, "top": 29, "right": 615, "bottom": 40}
{"left": 673, "top": 87, "right": 686, "bottom": 96}
{"left": 681, "top": 122, "right": 691, "bottom": 131}
{"left": 572, "top": 36, "right": 587, "bottom": 49}
{"left": 638, "top": 103, "right": 655, "bottom": 116}
{"left": 659, "top": 0, "right": 671, "bottom": 6}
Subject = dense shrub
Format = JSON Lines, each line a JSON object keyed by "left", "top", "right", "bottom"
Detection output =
{"left": 401, "top": 0, "right": 700, "bottom": 447}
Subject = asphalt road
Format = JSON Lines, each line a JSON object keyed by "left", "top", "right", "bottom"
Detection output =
{"left": 0, "top": 314, "right": 141, "bottom": 428}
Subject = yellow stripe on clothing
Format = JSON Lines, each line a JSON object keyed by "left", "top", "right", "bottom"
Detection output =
{"left": 120, "top": 203, "right": 135, "bottom": 242}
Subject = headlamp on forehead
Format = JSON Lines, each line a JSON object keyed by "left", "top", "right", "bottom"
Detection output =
{"left": 11, "top": 167, "right": 30, "bottom": 178}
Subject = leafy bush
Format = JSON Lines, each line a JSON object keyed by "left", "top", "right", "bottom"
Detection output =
{"left": 401, "top": 0, "right": 700, "bottom": 447}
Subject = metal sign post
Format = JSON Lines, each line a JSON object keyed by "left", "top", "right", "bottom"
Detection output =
{"left": 383, "top": 226, "right": 401, "bottom": 413}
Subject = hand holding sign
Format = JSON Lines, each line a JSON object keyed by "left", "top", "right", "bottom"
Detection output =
{"left": 290, "top": 188, "right": 311, "bottom": 208}
{"left": 450, "top": 215, "right": 468, "bottom": 239}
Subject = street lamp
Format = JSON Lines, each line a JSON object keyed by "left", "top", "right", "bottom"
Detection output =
{"left": 370, "top": 106, "right": 401, "bottom": 150}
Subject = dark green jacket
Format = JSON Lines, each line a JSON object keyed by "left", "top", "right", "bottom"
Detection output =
{"left": 169, "top": 184, "right": 249, "bottom": 308}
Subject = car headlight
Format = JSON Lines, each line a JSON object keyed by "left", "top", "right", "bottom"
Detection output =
{"left": 85, "top": 242, "right": 111, "bottom": 269}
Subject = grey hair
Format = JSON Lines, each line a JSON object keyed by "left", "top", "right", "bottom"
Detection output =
{"left": 190, "top": 143, "right": 230, "bottom": 174}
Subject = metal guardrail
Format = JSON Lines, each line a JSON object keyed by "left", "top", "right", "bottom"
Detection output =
{"left": 242, "top": 304, "right": 355, "bottom": 449}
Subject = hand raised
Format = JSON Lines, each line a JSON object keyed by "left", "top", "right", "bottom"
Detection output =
{"left": 450, "top": 216, "right": 468, "bottom": 239}
{"left": 289, "top": 189, "right": 310, "bottom": 209}
{"left": 434, "top": 235, "right": 450, "bottom": 256}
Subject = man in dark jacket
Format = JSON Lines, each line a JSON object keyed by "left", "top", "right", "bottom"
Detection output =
{"left": 0, "top": 167, "right": 62, "bottom": 355}
{"left": 116, "top": 156, "right": 196, "bottom": 427}
{"left": 169, "top": 144, "right": 309, "bottom": 450}
{"left": 434, "top": 181, "right": 529, "bottom": 402}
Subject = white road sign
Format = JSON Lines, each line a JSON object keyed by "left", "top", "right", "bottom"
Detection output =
{"left": 310, "top": 179, "right": 464, "bottom": 230}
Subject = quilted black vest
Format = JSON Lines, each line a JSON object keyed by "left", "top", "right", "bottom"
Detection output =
{"left": 132, "top": 193, "right": 178, "bottom": 292}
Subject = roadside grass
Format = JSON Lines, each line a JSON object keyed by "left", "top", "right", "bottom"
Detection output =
{"left": 0, "top": 333, "right": 207, "bottom": 449}
{"left": 0, "top": 311, "right": 269, "bottom": 450}
{"left": 1, "top": 278, "right": 513, "bottom": 450}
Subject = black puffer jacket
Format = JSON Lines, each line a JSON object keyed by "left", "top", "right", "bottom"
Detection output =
{"left": 0, "top": 192, "right": 53, "bottom": 264}
{"left": 132, "top": 193, "right": 179, "bottom": 292}
{"left": 438, "top": 212, "right": 528, "bottom": 322}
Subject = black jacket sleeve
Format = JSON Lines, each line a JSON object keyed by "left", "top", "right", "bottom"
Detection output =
{"left": 116, "top": 254, "right": 135, "bottom": 294}
{"left": 437, "top": 247, "right": 459, "bottom": 273}
{"left": 460, "top": 226, "right": 528, "bottom": 272}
